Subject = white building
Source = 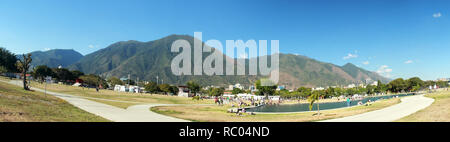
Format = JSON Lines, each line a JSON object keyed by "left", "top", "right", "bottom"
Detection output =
{"left": 177, "top": 86, "right": 189, "bottom": 97}
{"left": 347, "top": 84, "right": 356, "bottom": 88}
{"left": 313, "top": 87, "right": 324, "bottom": 91}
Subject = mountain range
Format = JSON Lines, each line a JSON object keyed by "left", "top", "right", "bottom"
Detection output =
{"left": 25, "top": 49, "right": 83, "bottom": 68}
{"left": 27, "top": 35, "right": 389, "bottom": 88}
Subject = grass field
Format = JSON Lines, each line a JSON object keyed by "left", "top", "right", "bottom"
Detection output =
{"left": 0, "top": 81, "right": 109, "bottom": 122}
{"left": 151, "top": 98, "right": 401, "bottom": 122}
{"left": 6, "top": 78, "right": 215, "bottom": 108}
{"left": 396, "top": 89, "right": 450, "bottom": 122}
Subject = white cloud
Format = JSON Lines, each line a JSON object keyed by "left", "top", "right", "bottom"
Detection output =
{"left": 433, "top": 12, "right": 442, "bottom": 18}
{"left": 362, "top": 61, "right": 370, "bottom": 65}
{"left": 88, "top": 45, "right": 96, "bottom": 48}
{"left": 404, "top": 60, "right": 413, "bottom": 64}
{"left": 343, "top": 53, "right": 358, "bottom": 60}
{"left": 43, "top": 48, "right": 51, "bottom": 51}
{"left": 376, "top": 65, "right": 393, "bottom": 78}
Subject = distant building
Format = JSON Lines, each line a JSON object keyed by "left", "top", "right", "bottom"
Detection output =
{"left": 120, "top": 77, "right": 128, "bottom": 82}
{"left": 346, "top": 84, "right": 356, "bottom": 88}
{"left": 228, "top": 83, "right": 244, "bottom": 90}
{"left": 313, "top": 87, "right": 324, "bottom": 91}
{"left": 276, "top": 85, "right": 285, "bottom": 91}
{"left": 177, "top": 86, "right": 189, "bottom": 97}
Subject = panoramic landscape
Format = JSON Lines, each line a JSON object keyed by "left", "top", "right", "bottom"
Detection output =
{"left": 1, "top": 0, "right": 450, "bottom": 124}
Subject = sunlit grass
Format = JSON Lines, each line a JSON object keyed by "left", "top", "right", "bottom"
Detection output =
{"left": 0, "top": 81, "right": 109, "bottom": 122}
{"left": 396, "top": 89, "right": 450, "bottom": 122}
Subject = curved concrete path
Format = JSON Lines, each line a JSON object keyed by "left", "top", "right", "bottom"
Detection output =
{"left": 1, "top": 80, "right": 188, "bottom": 122}
{"left": 321, "top": 94, "right": 434, "bottom": 122}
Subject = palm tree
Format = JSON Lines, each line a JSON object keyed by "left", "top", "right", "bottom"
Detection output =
{"left": 308, "top": 91, "right": 321, "bottom": 116}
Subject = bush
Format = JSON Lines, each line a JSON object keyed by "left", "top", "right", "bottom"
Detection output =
{"left": 192, "top": 96, "right": 200, "bottom": 100}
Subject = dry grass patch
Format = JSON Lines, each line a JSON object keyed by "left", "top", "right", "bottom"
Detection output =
{"left": 397, "top": 89, "right": 450, "bottom": 122}
{"left": 27, "top": 81, "right": 213, "bottom": 105}
{"left": 0, "top": 81, "right": 109, "bottom": 122}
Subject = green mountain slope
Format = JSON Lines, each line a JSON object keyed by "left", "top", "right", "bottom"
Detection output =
{"left": 69, "top": 35, "right": 389, "bottom": 88}
{"left": 27, "top": 49, "right": 83, "bottom": 68}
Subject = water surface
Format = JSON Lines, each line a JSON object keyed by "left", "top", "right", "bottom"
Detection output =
{"left": 247, "top": 93, "right": 414, "bottom": 113}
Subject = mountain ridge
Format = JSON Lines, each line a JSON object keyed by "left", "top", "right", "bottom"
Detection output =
{"left": 30, "top": 35, "right": 388, "bottom": 88}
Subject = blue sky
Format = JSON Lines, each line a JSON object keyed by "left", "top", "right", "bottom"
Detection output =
{"left": 0, "top": 0, "right": 449, "bottom": 80}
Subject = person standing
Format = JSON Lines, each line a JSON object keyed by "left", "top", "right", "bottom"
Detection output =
{"left": 346, "top": 97, "right": 351, "bottom": 107}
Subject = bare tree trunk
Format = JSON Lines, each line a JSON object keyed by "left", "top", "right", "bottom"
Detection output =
{"left": 22, "top": 71, "right": 28, "bottom": 90}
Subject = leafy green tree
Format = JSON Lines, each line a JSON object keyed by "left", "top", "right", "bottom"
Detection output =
{"left": 0, "top": 66, "right": 8, "bottom": 74}
{"left": 52, "top": 68, "right": 75, "bottom": 82}
{"left": 375, "top": 80, "right": 388, "bottom": 94}
{"left": 144, "top": 82, "right": 159, "bottom": 93}
{"left": 436, "top": 81, "right": 449, "bottom": 88}
{"left": 158, "top": 84, "right": 171, "bottom": 95}
{"left": 297, "top": 87, "right": 312, "bottom": 98}
{"left": 107, "top": 77, "right": 124, "bottom": 87}
{"left": 209, "top": 87, "right": 225, "bottom": 96}
{"left": 187, "top": 81, "right": 201, "bottom": 96}
{"left": 231, "top": 88, "right": 244, "bottom": 94}
{"left": 366, "top": 85, "right": 376, "bottom": 95}
{"left": 406, "top": 77, "right": 424, "bottom": 92}
{"left": 16, "top": 54, "right": 32, "bottom": 90}
{"left": 255, "top": 79, "right": 277, "bottom": 98}
{"left": 0, "top": 47, "right": 18, "bottom": 72}
{"left": 169, "top": 86, "right": 179, "bottom": 95}
{"left": 71, "top": 70, "right": 84, "bottom": 79}
{"left": 388, "top": 78, "right": 407, "bottom": 93}
{"left": 79, "top": 74, "right": 107, "bottom": 88}
{"left": 32, "top": 65, "right": 53, "bottom": 83}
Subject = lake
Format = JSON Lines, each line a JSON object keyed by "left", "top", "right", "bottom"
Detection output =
{"left": 247, "top": 93, "right": 415, "bottom": 113}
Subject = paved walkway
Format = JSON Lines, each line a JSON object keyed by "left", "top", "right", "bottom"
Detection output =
{"left": 321, "top": 94, "right": 434, "bottom": 122}
{"left": 2, "top": 80, "right": 188, "bottom": 122}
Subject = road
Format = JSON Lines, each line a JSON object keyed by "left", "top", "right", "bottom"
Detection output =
{"left": 2, "top": 80, "right": 188, "bottom": 122}
{"left": 321, "top": 94, "right": 434, "bottom": 122}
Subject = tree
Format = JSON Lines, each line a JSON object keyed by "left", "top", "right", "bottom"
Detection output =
{"left": 365, "top": 85, "right": 376, "bottom": 95}
{"left": 52, "top": 68, "right": 75, "bottom": 83}
{"left": 375, "top": 80, "right": 388, "bottom": 94}
{"left": 297, "top": 87, "right": 312, "bottom": 99}
{"left": 169, "top": 86, "right": 179, "bottom": 95}
{"left": 71, "top": 70, "right": 84, "bottom": 79}
{"left": 16, "top": 54, "right": 32, "bottom": 90}
{"left": 231, "top": 88, "right": 244, "bottom": 94}
{"left": 0, "top": 66, "right": 7, "bottom": 74}
{"left": 187, "top": 81, "right": 201, "bottom": 96}
{"left": 158, "top": 84, "right": 171, "bottom": 95}
{"left": 308, "top": 91, "right": 320, "bottom": 111}
{"left": 209, "top": 87, "right": 225, "bottom": 97}
{"left": 406, "top": 77, "right": 424, "bottom": 92}
{"left": 107, "top": 77, "right": 124, "bottom": 87}
{"left": 124, "top": 79, "right": 136, "bottom": 85}
{"left": 255, "top": 79, "right": 277, "bottom": 99}
{"left": 144, "top": 82, "right": 159, "bottom": 93}
{"left": 79, "top": 74, "right": 107, "bottom": 88}
{"left": 0, "top": 47, "right": 18, "bottom": 72}
{"left": 32, "top": 65, "right": 53, "bottom": 83}
{"left": 388, "top": 78, "right": 407, "bottom": 93}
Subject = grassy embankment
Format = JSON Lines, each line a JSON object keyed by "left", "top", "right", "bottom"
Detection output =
{"left": 151, "top": 97, "right": 401, "bottom": 122}
{"left": 0, "top": 78, "right": 214, "bottom": 109}
{"left": 396, "top": 89, "right": 450, "bottom": 122}
{"left": 0, "top": 81, "right": 109, "bottom": 122}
